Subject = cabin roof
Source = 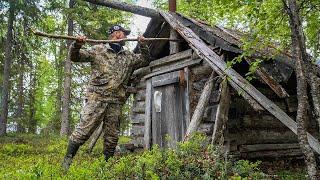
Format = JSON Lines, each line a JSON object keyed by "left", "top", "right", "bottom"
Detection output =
{"left": 134, "top": 13, "right": 296, "bottom": 83}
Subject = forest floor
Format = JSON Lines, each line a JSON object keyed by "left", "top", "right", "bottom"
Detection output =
{"left": 0, "top": 133, "right": 308, "bottom": 179}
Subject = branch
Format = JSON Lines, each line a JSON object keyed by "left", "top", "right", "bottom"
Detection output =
{"left": 82, "top": 0, "right": 161, "bottom": 18}
{"left": 32, "top": 30, "right": 181, "bottom": 44}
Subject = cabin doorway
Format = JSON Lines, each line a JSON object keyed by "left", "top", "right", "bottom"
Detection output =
{"left": 150, "top": 70, "right": 190, "bottom": 148}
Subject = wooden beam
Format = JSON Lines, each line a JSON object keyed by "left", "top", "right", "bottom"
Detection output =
{"left": 212, "top": 78, "right": 230, "bottom": 145}
{"left": 144, "top": 58, "right": 202, "bottom": 79}
{"left": 184, "top": 72, "right": 215, "bottom": 141}
{"left": 82, "top": 0, "right": 161, "bottom": 18}
{"left": 160, "top": 11, "right": 320, "bottom": 154}
{"left": 149, "top": 49, "right": 192, "bottom": 68}
{"left": 245, "top": 58, "right": 289, "bottom": 98}
{"left": 144, "top": 79, "right": 152, "bottom": 149}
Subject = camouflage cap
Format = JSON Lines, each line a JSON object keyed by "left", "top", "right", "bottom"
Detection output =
{"left": 108, "top": 25, "right": 131, "bottom": 35}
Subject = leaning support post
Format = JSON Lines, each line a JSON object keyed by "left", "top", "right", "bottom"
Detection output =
{"left": 184, "top": 72, "right": 215, "bottom": 141}
{"left": 211, "top": 78, "right": 230, "bottom": 145}
{"left": 87, "top": 122, "right": 103, "bottom": 153}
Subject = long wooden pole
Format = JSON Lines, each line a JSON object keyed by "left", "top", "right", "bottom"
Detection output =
{"left": 32, "top": 30, "right": 181, "bottom": 44}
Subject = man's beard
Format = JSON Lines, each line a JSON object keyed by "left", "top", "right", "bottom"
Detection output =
{"left": 109, "top": 42, "right": 124, "bottom": 53}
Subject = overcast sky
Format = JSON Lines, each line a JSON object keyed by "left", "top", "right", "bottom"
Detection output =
{"left": 127, "top": 0, "right": 154, "bottom": 50}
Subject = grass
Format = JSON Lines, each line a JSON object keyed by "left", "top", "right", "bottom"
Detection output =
{"left": 0, "top": 133, "right": 308, "bottom": 179}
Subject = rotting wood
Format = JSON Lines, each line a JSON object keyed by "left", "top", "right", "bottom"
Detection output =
{"left": 239, "top": 143, "right": 300, "bottom": 152}
{"left": 144, "top": 59, "right": 202, "bottom": 80}
{"left": 149, "top": 49, "right": 192, "bottom": 68}
{"left": 160, "top": 11, "right": 320, "bottom": 154}
{"left": 184, "top": 72, "right": 216, "bottom": 141}
{"left": 245, "top": 58, "right": 289, "bottom": 98}
{"left": 151, "top": 71, "right": 180, "bottom": 87}
{"left": 212, "top": 78, "right": 230, "bottom": 145}
{"left": 87, "top": 122, "right": 103, "bottom": 153}
{"left": 176, "top": 14, "right": 242, "bottom": 54}
{"left": 184, "top": 67, "right": 191, "bottom": 127}
{"left": 83, "top": 0, "right": 161, "bottom": 18}
{"left": 132, "top": 66, "right": 151, "bottom": 79}
{"left": 144, "top": 80, "right": 152, "bottom": 149}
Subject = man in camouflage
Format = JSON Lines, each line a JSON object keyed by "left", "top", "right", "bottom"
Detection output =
{"left": 62, "top": 25, "right": 149, "bottom": 171}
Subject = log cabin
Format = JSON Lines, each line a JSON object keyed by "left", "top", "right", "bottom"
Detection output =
{"left": 126, "top": 12, "right": 320, "bottom": 159}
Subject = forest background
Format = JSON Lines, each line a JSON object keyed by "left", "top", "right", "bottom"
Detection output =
{"left": 0, "top": 0, "right": 319, "bottom": 179}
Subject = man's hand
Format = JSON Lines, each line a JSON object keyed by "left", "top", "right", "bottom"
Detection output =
{"left": 137, "top": 35, "right": 147, "bottom": 45}
{"left": 75, "top": 36, "right": 87, "bottom": 46}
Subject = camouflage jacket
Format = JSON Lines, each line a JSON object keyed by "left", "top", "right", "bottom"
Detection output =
{"left": 69, "top": 42, "right": 150, "bottom": 102}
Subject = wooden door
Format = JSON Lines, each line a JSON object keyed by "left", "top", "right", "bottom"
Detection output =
{"left": 150, "top": 70, "right": 189, "bottom": 148}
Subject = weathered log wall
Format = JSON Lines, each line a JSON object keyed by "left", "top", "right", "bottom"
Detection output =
{"left": 128, "top": 80, "right": 146, "bottom": 151}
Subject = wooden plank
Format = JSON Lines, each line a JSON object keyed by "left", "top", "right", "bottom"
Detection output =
{"left": 239, "top": 143, "right": 300, "bottom": 152}
{"left": 246, "top": 58, "right": 289, "bottom": 98}
{"left": 212, "top": 78, "right": 230, "bottom": 145}
{"left": 144, "top": 58, "right": 202, "bottom": 79}
{"left": 132, "top": 66, "right": 151, "bottom": 80}
{"left": 135, "top": 90, "right": 146, "bottom": 101}
{"left": 131, "top": 113, "right": 145, "bottom": 124}
{"left": 130, "top": 125, "right": 145, "bottom": 137}
{"left": 161, "top": 11, "right": 320, "bottom": 154}
{"left": 173, "top": 14, "right": 242, "bottom": 54}
{"left": 184, "top": 67, "right": 191, "bottom": 128}
{"left": 184, "top": 72, "right": 215, "bottom": 141}
{"left": 151, "top": 71, "right": 180, "bottom": 87}
{"left": 240, "top": 149, "right": 303, "bottom": 159}
{"left": 149, "top": 49, "right": 192, "bottom": 68}
{"left": 152, "top": 58, "right": 195, "bottom": 72}
{"left": 144, "top": 79, "right": 152, "bottom": 149}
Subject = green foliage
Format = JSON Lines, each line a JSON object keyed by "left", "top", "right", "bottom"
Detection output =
{"left": 232, "top": 160, "right": 264, "bottom": 179}
{"left": 277, "top": 170, "right": 308, "bottom": 180}
{"left": 0, "top": 133, "right": 276, "bottom": 179}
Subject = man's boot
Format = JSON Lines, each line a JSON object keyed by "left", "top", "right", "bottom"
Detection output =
{"left": 103, "top": 150, "right": 114, "bottom": 162}
{"left": 62, "top": 140, "right": 80, "bottom": 172}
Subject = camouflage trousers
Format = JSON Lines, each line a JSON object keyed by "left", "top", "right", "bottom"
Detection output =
{"left": 69, "top": 91, "right": 123, "bottom": 156}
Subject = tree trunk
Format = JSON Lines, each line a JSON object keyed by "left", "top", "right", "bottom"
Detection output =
{"left": 60, "top": 0, "right": 75, "bottom": 136}
{"left": 28, "top": 66, "right": 37, "bottom": 133}
{"left": 284, "top": 0, "right": 318, "bottom": 179}
{"left": 54, "top": 41, "right": 64, "bottom": 131}
{"left": 16, "top": 14, "right": 29, "bottom": 133}
{"left": 0, "top": 1, "right": 15, "bottom": 136}
{"left": 16, "top": 53, "right": 25, "bottom": 133}
{"left": 306, "top": 62, "right": 320, "bottom": 132}
{"left": 83, "top": 0, "right": 160, "bottom": 18}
